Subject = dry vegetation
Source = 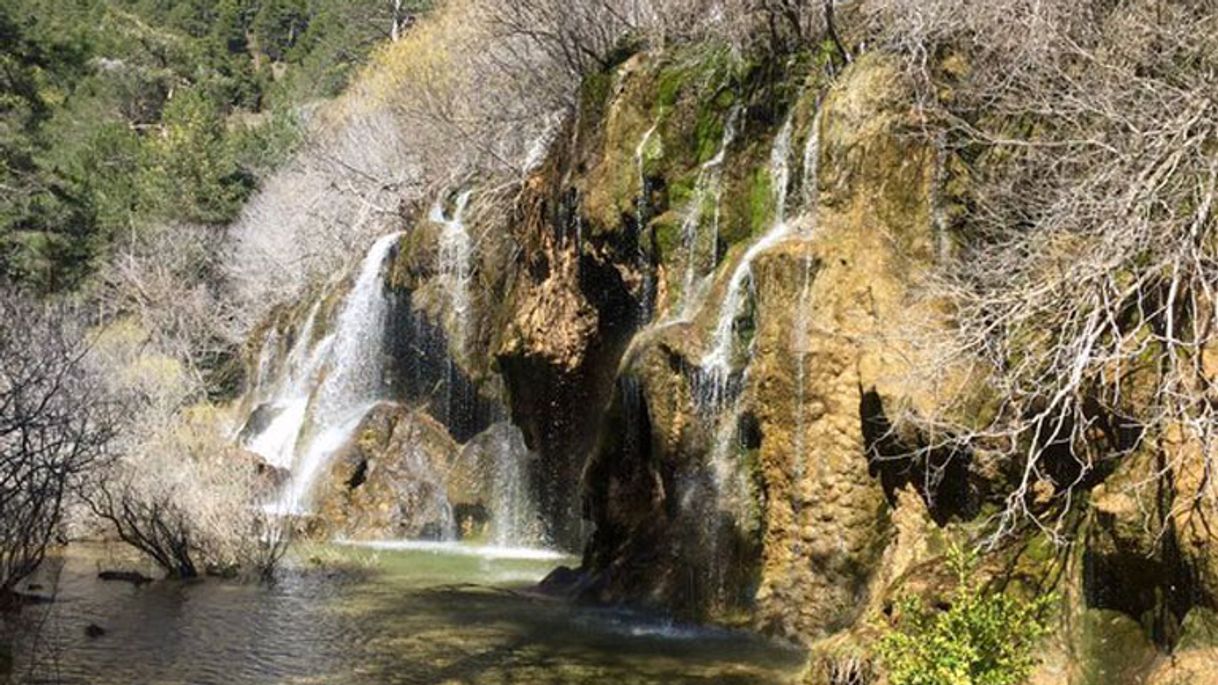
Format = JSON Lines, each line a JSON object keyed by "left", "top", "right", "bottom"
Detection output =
{"left": 0, "top": 294, "right": 121, "bottom": 602}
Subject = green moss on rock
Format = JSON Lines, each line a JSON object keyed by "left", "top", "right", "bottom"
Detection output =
{"left": 747, "top": 167, "right": 774, "bottom": 236}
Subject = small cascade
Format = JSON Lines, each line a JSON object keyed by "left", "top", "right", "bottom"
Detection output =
{"left": 244, "top": 301, "right": 332, "bottom": 470}
{"left": 791, "top": 253, "right": 814, "bottom": 485}
{"left": 700, "top": 111, "right": 796, "bottom": 400}
{"left": 486, "top": 424, "right": 542, "bottom": 547}
{"left": 678, "top": 107, "right": 741, "bottom": 319}
{"left": 635, "top": 119, "right": 660, "bottom": 232}
{"left": 255, "top": 232, "right": 401, "bottom": 513}
{"left": 791, "top": 108, "right": 822, "bottom": 475}
{"left": 430, "top": 189, "right": 475, "bottom": 356}
{"left": 635, "top": 119, "right": 661, "bottom": 321}
{"left": 689, "top": 108, "right": 798, "bottom": 609}
{"left": 800, "top": 107, "right": 822, "bottom": 216}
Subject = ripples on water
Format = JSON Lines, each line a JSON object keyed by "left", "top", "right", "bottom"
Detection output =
{"left": 4, "top": 543, "right": 805, "bottom": 684}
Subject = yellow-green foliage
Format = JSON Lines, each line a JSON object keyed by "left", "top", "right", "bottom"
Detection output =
{"left": 878, "top": 543, "right": 1055, "bottom": 685}
{"left": 355, "top": 0, "right": 471, "bottom": 122}
{"left": 91, "top": 318, "right": 189, "bottom": 399}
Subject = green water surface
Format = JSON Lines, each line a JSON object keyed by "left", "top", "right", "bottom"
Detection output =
{"left": 4, "top": 542, "right": 805, "bottom": 684}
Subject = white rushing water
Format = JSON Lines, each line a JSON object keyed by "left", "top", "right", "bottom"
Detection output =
{"left": 487, "top": 424, "right": 541, "bottom": 548}
{"left": 243, "top": 231, "right": 401, "bottom": 514}
{"left": 700, "top": 110, "right": 796, "bottom": 389}
{"left": 678, "top": 106, "right": 741, "bottom": 320}
{"left": 430, "top": 190, "right": 475, "bottom": 356}
{"left": 245, "top": 302, "right": 332, "bottom": 470}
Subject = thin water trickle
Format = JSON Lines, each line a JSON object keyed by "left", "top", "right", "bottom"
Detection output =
{"left": 431, "top": 189, "right": 475, "bottom": 356}
{"left": 678, "top": 106, "right": 741, "bottom": 320}
{"left": 700, "top": 110, "right": 796, "bottom": 399}
{"left": 791, "top": 107, "right": 822, "bottom": 484}
{"left": 635, "top": 119, "right": 661, "bottom": 321}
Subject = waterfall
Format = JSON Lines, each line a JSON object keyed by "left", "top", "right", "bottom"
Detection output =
{"left": 244, "top": 301, "right": 333, "bottom": 470}
{"left": 678, "top": 106, "right": 741, "bottom": 319}
{"left": 253, "top": 231, "right": 401, "bottom": 513}
{"left": 430, "top": 190, "right": 475, "bottom": 356}
{"left": 700, "top": 111, "right": 796, "bottom": 395}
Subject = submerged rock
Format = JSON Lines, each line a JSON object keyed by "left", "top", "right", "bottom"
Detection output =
{"left": 97, "top": 571, "right": 152, "bottom": 585}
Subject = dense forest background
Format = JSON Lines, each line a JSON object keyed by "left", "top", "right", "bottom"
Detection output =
{"left": 1, "top": 0, "right": 429, "bottom": 291}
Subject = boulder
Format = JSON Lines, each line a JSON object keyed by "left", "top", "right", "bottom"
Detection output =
{"left": 311, "top": 403, "right": 460, "bottom": 540}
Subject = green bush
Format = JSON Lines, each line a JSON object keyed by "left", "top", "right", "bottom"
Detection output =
{"left": 878, "top": 543, "right": 1055, "bottom": 685}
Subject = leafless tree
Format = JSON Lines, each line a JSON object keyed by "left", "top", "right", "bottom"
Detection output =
{"left": 863, "top": 0, "right": 1218, "bottom": 542}
{"left": 0, "top": 291, "right": 122, "bottom": 605}
{"left": 98, "top": 223, "right": 240, "bottom": 394}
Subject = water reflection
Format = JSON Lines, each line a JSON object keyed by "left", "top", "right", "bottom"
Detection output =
{"left": 6, "top": 544, "right": 804, "bottom": 684}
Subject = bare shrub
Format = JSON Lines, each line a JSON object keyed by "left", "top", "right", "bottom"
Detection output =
{"left": 85, "top": 429, "right": 288, "bottom": 580}
{"left": 81, "top": 322, "right": 290, "bottom": 580}
{"left": 98, "top": 223, "right": 240, "bottom": 393}
{"left": 0, "top": 291, "right": 121, "bottom": 602}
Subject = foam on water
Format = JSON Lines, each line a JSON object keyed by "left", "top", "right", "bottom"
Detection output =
{"left": 337, "top": 539, "right": 569, "bottom": 561}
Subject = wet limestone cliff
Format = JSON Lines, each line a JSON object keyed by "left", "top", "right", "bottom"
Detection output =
{"left": 567, "top": 52, "right": 945, "bottom": 642}
{"left": 233, "top": 44, "right": 1218, "bottom": 684}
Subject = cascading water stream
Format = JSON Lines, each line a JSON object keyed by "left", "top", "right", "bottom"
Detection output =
{"left": 692, "top": 108, "right": 798, "bottom": 607}
{"left": 430, "top": 189, "right": 475, "bottom": 356}
{"left": 244, "top": 301, "right": 333, "bottom": 470}
{"left": 678, "top": 107, "right": 741, "bottom": 320}
{"left": 700, "top": 110, "right": 796, "bottom": 403}
{"left": 429, "top": 189, "right": 478, "bottom": 440}
{"left": 267, "top": 231, "right": 402, "bottom": 514}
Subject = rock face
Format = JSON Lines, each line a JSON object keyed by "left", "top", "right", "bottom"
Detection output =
{"left": 748, "top": 54, "right": 937, "bottom": 640}
{"left": 572, "top": 53, "right": 941, "bottom": 640}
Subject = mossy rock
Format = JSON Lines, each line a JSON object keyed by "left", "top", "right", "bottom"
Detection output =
{"left": 1077, "top": 609, "right": 1159, "bottom": 685}
{"left": 1178, "top": 607, "right": 1218, "bottom": 651}
{"left": 652, "top": 212, "right": 684, "bottom": 261}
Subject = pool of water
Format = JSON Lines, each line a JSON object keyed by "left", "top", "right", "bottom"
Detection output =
{"left": 4, "top": 543, "right": 806, "bottom": 684}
